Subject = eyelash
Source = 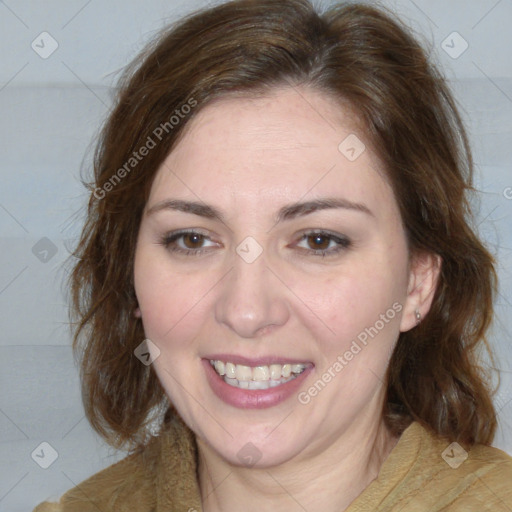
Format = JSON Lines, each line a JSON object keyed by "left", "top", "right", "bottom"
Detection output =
{"left": 295, "top": 230, "right": 352, "bottom": 257}
{"left": 159, "top": 229, "right": 352, "bottom": 257}
{"left": 160, "top": 229, "right": 217, "bottom": 256}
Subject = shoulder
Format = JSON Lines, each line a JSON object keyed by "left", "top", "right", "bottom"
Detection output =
{"left": 366, "top": 422, "right": 512, "bottom": 511}
{"left": 412, "top": 423, "right": 512, "bottom": 510}
{"left": 33, "top": 415, "right": 200, "bottom": 512}
{"left": 448, "top": 443, "right": 512, "bottom": 509}
{"left": 33, "top": 439, "right": 160, "bottom": 512}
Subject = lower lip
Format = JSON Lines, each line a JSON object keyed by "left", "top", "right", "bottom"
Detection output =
{"left": 202, "top": 359, "right": 313, "bottom": 409}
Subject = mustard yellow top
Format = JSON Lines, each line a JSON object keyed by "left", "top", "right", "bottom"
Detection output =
{"left": 34, "top": 416, "right": 512, "bottom": 511}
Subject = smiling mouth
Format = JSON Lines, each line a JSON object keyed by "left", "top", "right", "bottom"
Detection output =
{"left": 209, "top": 359, "right": 309, "bottom": 390}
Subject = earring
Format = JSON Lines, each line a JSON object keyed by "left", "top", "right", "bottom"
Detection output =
{"left": 415, "top": 309, "right": 422, "bottom": 324}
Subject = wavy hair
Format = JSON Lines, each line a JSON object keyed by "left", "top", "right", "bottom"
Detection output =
{"left": 70, "top": 0, "right": 498, "bottom": 450}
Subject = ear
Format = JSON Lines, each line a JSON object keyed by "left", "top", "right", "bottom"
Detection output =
{"left": 134, "top": 306, "right": 142, "bottom": 318}
{"left": 400, "top": 251, "right": 442, "bottom": 332}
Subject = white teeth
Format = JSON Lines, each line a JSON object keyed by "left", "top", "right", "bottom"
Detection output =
{"left": 269, "top": 364, "right": 282, "bottom": 380}
{"left": 282, "top": 364, "right": 292, "bottom": 378}
{"left": 209, "top": 360, "right": 308, "bottom": 384}
{"left": 248, "top": 380, "right": 269, "bottom": 390}
{"left": 223, "top": 375, "right": 297, "bottom": 390}
{"left": 253, "top": 366, "right": 270, "bottom": 381}
{"left": 224, "top": 377, "right": 238, "bottom": 387}
{"left": 225, "top": 362, "right": 236, "bottom": 379}
{"left": 235, "top": 364, "right": 252, "bottom": 382}
{"left": 214, "top": 360, "right": 226, "bottom": 376}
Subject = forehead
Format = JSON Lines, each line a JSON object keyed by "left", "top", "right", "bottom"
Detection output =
{"left": 148, "top": 87, "right": 394, "bottom": 217}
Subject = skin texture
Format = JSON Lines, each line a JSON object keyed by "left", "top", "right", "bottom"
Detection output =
{"left": 133, "top": 86, "right": 440, "bottom": 512}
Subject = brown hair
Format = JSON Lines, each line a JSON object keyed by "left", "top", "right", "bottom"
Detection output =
{"left": 71, "top": 0, "right": 498, "bottom": 450}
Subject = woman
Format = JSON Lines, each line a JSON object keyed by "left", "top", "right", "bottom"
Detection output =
{"left": 35, "top": 0, "right": 512, "bottom": 510}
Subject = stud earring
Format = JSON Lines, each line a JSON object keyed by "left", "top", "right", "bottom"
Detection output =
{"left": 415, "top": 309, "right": 422, "bottom": 324}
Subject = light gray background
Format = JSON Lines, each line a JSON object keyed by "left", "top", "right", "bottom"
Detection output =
{"left": 0, "top": 0, "right": 511, "bottom": 510}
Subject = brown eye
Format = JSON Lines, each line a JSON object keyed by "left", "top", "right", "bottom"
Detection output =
{"left": 306, "top": 234, "right": 331, "bottom": 251}
{"left": 161, "top": 230, "right": 217, "bottom": 255}
{"left": 182, "top": 233, "right": 205, "bottom": 249}
{"left": 295, "top": 231, "right": 351, "bottom": 256}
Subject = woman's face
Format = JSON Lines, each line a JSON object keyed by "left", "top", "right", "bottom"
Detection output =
{"left": 134, "top": 87, "right": 426, "bottom": 468}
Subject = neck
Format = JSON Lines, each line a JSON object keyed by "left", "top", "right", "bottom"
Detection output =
{"left": 197, "top": 416, "right": 399, "bottom": 512}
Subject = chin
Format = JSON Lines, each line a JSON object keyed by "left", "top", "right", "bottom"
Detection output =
{"left": 199, "top": 420, "right": 310, "bottom": 469}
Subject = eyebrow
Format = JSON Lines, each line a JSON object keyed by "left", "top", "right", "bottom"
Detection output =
{"left": 146, "top": 197, "right": 373, "bottom": 223}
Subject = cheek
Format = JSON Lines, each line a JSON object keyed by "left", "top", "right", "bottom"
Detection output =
{"left": 311, "top": 271, "right": 399, "bottom": 321}
{"left": 296, "top": 255, "right": 407, "bottom": 355}
{"left": 134, "top": 252, "right": 215, "bottom": 344}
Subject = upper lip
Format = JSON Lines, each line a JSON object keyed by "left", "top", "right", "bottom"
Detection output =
{"left": 203, "top": 354, "right": 314, "bottom": 367}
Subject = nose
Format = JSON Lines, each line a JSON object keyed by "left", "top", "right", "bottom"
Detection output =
{"left": 214, "top": 253, "right": 290, "bottom": 338}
